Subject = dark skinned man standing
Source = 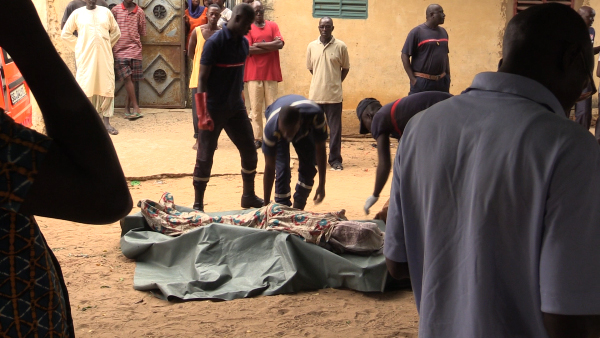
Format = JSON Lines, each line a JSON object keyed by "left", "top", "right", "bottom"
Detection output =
{"left": 261, "top": 95, "right": 327, "bottom": 210}
{"left": 112, "top": 0, "right": 147, "bottom": 120}
{"left": 62, "top": 0, "right": 121, "bottom": 135}
{"left": 306, "top": 17, "right": 349, "bottom": 171}
{"left": 193, "top": 3, "right": 263, "bottom": 211}
{"left": 245, "top": 0, "right": 284, "bottom": 149}
{"left": 402, "top": 4, "right": 450, "bottom": 95}
{"left": 386, "top": 4, "right": 600, "bottom": 337}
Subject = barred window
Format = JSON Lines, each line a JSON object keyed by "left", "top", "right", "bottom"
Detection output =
{"left": 313, "top": 0, "right": 368, "bottom": 19}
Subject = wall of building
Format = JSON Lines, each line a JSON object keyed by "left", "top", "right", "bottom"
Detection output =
{"left": 271, "top": 0, "right": 507, "bottom": 111}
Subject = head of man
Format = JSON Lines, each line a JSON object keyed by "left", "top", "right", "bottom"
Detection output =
{"left": 318, "top": 17, "right": 334, "bottom": 41}
{"left": 228, "top": 3, "right": 255, "bottom": 36}
{"left": 278, "top": 106, "right": 302, "bottom": 142}
{"left": 426, "top": 4, "right": 445, "bottom": 27}
{"left": 207, "top": 4, "right": 221, "bottom": 25}
{"left": 84, "top": 0, "right": 97, "bottom": 10}
{"left": 578, "top": 6, "right": 596, "bottom": 27}
{"left": 499, "top": 3, "right": 593, "bottom": 112}
{"left": 123, "top": 0, "right": 135, "bottom": 7}
{"left": 203, "top": 0, "right": 212, "bottom": 7}
{"left": 356, "top": 99, "right": 382, "bottom": 134}
{"left": 214, "top": 0, "right": 225, "bottom": 7}
{"left": 252, "top": 1, "right": 265, "bottom": 25}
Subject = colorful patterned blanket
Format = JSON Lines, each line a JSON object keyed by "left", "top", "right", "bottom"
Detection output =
{"left": 138, "top": 192, "right": 384, "bottom": 254}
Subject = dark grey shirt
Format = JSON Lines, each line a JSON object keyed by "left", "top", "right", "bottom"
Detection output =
{"left": 401, "top": 23, "right": 449, "bottom": 76}
{"left": 385, "top": 72, "right": 600, "bottom": 337}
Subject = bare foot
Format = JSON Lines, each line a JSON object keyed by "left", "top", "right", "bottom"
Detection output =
{"left": 103, "top": 117, "right": 118, "bottom": 135}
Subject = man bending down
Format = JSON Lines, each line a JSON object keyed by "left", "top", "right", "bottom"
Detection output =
{"left": 262, "top": 94, "right": 327, "bottom": 209}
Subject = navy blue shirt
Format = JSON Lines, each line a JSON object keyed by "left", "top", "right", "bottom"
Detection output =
{"left": 262, "top": 95, "right": 327, "bottom": 157}
{"left": 402, "top": 24, "right": 449, "bottom": 76}
{"left": 200, "top": 24, "right": 248, "bottom": 112}
{"left": 371, "top": 91, "right": 453, "bottom": 140}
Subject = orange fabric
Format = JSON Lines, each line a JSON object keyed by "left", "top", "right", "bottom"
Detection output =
{"left": 185, "top": 8, "right": 207, "bottom": 47}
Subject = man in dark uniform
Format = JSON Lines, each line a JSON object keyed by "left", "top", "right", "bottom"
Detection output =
{"left": 575, "top": 6, "right": 600, "bottom": 141}
{"left": 356, "top": 91, "right": 452, "bottom": 215}
{"left": 402, "top": 4, "right": 450, "bottom": 95}
{"left": 193, "top": 3, "right": 263, "bottom": 211}
{"left": 262, "top": 95, "right": 327, "bottom": 209}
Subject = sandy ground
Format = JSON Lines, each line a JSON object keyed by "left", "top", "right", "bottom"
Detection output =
{"left": 38, "top": 109, "right": 419, "bottom": 338}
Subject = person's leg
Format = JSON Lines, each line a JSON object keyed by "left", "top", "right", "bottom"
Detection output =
{"left": 408, "top": 77, "right": 426, "bottom": 95}
{"left": 248, "top": 81, "right": 265, "bottom": 146}
{"left": 321, "top": 103, "right": 343, "bottom": 168}
{"left": 292, "top": 136, "right": 317, "bottom": 210}
{"left": 274, "top": 140, "right": 292, "bottom": 206}
{"left": 223, "top": 110, "right": 263, "bottom": 208}
{"left": 129, "top": 59, "right": 143, "bottom": 115}
{"left": 123, "top": 75, "right": 138, "bottom": 116}
{"left": 193, "top": 121, "right": 225, "bottom": 211}
{"left": 100, "top": 96, "right": 117, "bottom": 135}
{"left": 191, "top": 87, "right": 199, "bottom": 150}
{"left": 575, "top": 85, "right": 593, "bottom": 130}
{"left": 264, "top": 80, "right": 278, "bottom": 112}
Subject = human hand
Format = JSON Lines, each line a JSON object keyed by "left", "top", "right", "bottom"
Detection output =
{"left": 410, "top": 77, "right": 417, "bottom": 86}
{"left": 364, "top": 195, "right": 379, "bottom": 215}
{"left": 313, "top": 186, "right": 325, "bottom": 205}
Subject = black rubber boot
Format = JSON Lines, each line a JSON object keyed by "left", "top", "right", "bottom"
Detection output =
{"left": 241, "top": 171, "right": 264, "bottom": 208}
{"left": 193, "top": 181, "right": 207, "bottom": 211}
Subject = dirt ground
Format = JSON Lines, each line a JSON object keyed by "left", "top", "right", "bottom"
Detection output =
{"left": 38, "top": 109, "right": 419, "bottom": 338}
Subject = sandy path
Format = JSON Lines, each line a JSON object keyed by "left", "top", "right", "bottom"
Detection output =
{"left": 39, "top": 109, "right": 419, "bottom": 337}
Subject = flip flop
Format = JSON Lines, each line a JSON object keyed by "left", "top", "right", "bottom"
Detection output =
{"left": 124, "top": 112, "right": 136, "bottom": 120}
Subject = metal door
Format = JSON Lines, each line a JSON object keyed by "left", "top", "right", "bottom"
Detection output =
{"left": 110, "top": 0, "right": 186, "bottom": 108}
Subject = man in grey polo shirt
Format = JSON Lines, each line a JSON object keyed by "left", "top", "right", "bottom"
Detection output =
{"left": 385, "top": 4, "right": 600, "bottom": 337}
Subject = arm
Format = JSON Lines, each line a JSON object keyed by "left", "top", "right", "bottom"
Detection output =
{"left": 3, "top": 0, "right": 132, "bottom": 223}
{"left": 198, "top": 64, "right": 212, "bottom": 93}
{"left": 543, "top": 314, "right": 600, "bottom": 338}
{"left": 187, "top": 28, "right": 198, "bottom": 60}
{"left": 401, "top": 53, "right": 416, "bottom": 85}
{"left": 313, "top": 140, "right": 327, "bottom": 204}
{"left": 109, "top": 13, "right": 121, "bottom": 47}
{"left": 307, "top": 44, "right": 313, "bottom": 75}
{"left": 341, "top": 68, "right": 349, "bottom": 82}
{"left": 252, "top": 38, "right": 284, "bottom": 51}
{"left": 263, "top": 153, "right": 276, "bottom": 205}
{"left": 386, "top": 258, "right": 410, "bottom": 280}
{"left": 373, "top": 134, "right": 392, "bottom": 197}
{"left": 60, "top": 11, "right": 78, "bottom": 50}
{"left": 594, "top": 46, "right": 600, "bottom": 55}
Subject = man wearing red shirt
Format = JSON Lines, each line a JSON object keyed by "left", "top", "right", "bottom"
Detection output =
{"left": 244, "top": 0, "right": 284, "bottom": 149}
{"left": 112, "top": 0, "right": 146, "bottom": 119}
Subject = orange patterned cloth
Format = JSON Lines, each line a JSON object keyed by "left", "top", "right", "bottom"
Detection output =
{"left": 0, "top": 112, "right": 73, "bottom": 337}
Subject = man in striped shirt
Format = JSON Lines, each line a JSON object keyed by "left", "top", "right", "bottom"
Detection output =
{"left": 401, "top": 4, "right": 450, "bottom": 95}
{"left": 112, "top": 0, "right": 146, "bottom": 119}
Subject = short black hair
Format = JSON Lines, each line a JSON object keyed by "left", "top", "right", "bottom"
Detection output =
{"left": 279, "top": 106, "right": 300, "bottom": 127}
{"left": 232, "top": 3, "right": 255, "bottom": 20}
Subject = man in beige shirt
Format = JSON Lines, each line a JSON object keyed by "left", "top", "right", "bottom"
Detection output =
{"left": 306, "top": 17, "right": 349, "bottom": 170}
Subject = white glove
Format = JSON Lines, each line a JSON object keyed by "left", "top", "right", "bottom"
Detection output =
{"left": 364, "top": 195, "right": 379, "bottom": 215}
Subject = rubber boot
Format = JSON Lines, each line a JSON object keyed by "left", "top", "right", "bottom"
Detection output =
{"left": 193, "top": 181, "right": 207, "bottom": 211}
{"left": 241, "top": 171, "right": 264, "bottom": 208}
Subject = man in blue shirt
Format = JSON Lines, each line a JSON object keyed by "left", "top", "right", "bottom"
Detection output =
{"left": 193, "top": 3, "right": 263, "bottom": 211}
{"left": 356, "top": 91, "right": 452, "bottom": 215}
{"left": 261, "top": 95, "right": 327, "bottom": 209}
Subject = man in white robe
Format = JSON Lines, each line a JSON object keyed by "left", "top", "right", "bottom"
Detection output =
{"left": 62, "top": 0, "right": 121, "bottom": 135}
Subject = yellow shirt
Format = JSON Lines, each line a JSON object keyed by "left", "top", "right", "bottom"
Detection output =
{"left": 189, "top": 27, "right": 206, "bottom": 89}
{"left": 306, "top": 36, "right": 350, "bottom": 104}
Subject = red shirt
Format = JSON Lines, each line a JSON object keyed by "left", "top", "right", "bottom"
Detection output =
{"left": 244, "top": 21, "right": 283, "bottom": 82}
{"left": 111, "top": 3, "right": 146, "bottom": 60}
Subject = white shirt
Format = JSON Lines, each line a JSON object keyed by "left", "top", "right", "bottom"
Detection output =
{"left": 61, "top": 6, "right": 121, "bottom": 97}
{"left": 385, "top": 72, "right": 600, "bottom": 337}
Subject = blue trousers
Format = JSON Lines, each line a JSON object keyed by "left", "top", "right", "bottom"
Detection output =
{"left": 409, "top": 75, "right": 450, "bottom": 95}
{"left": 275, "top": 134, "right": 317, "bottom": 210}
